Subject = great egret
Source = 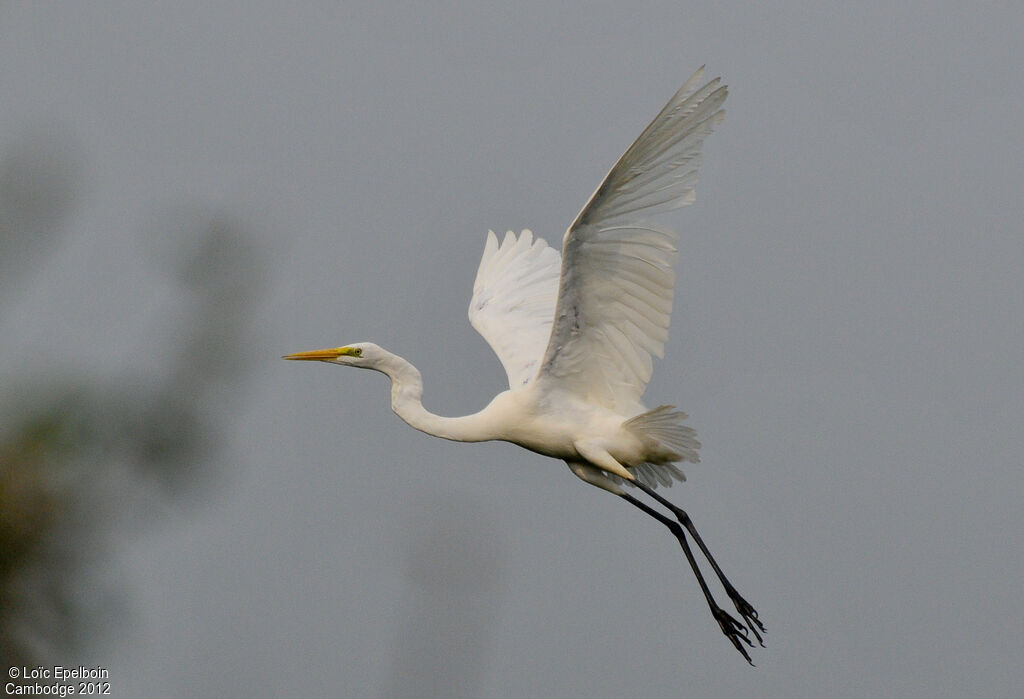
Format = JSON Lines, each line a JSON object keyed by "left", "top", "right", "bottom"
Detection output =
{"left": 285, "top": 66, "right": 764, "bottom": 662}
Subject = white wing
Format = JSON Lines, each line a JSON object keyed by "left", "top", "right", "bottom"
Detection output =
{"left": 468, "top": 229, "right": 562, "bottom": 389}
{"left": 537, "top": 67, "right": 727, "bottom": 414}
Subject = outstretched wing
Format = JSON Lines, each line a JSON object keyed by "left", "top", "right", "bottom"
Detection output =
{"left": 537, "top": 67, "right": 727, "bottom": 413}
{"left": 469, "top": 230, "right": 562, "bottom": 389}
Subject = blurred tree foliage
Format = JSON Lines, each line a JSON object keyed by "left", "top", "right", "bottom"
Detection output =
{"left": 0, "top": 128, "right": 265, "bottom": 668}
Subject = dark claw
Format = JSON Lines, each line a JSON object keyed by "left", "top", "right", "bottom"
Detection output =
{"left": 714, "top": 608, "right": 755, "bottom": 665}
{"left": 728, "top": 592, "right": 766, "bottom": 646}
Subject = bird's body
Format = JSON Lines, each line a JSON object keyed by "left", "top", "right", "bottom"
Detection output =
{"left": 286, "top": 66, "right": 765, "bottom": 662}
{"left": 365, "top": 349, "right": 671, "bottom": 470}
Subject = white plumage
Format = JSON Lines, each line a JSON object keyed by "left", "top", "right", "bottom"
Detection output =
{"left": 469, "top": 229, "right": 561, "bottom": 389}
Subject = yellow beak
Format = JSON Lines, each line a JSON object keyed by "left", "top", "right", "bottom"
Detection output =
{"left": 282, "top": 347, "right": 346, "bottom": 361}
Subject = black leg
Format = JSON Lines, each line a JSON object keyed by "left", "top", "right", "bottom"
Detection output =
{"left": 632, "top": 481, "right": 766, "bottom": 645}
{"left": 619, "top": 492, "right": 757, "bottom": 665}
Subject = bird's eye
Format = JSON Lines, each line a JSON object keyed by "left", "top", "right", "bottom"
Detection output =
{"left": 353, "top": 348, "right": 363, "bottom": 357}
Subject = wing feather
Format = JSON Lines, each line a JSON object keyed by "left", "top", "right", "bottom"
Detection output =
{"left": 537, "top": 67, "right": 727, "bottom": 413}
{"left": 468, "top": 230, "right": 562, "bottom": 389}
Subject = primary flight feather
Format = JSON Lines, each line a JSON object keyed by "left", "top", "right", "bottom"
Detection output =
{"left": 285, "top": 66, "right": 765, "bottom": 663}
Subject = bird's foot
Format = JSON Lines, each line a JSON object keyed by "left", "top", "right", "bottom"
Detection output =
{"left": 726, "top": 589, "right": 765, "bottom": 646}
{"left": 713, "top": 607, "right": 755, "bottom": 665}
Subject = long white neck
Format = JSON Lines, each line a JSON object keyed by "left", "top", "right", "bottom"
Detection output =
{"left": 371, "top": 350, "right": 493, "bottom": 443}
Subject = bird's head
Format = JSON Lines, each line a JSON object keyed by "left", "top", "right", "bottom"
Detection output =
{"left": 282, "top": 342, "right": 384, "bottom": 369}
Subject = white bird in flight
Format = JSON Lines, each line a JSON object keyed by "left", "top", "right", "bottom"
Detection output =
{"left": 285, "top": 66, "right": 764, "bottom": 662}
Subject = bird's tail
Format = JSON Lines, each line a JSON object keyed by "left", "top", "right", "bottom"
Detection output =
{"left": 621, "top": 405, "right": 701, "bottom": 488}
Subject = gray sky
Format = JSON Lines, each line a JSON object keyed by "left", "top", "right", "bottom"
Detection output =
{"left": 3, "top": 1, "right": 1022, "bottom": 696}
